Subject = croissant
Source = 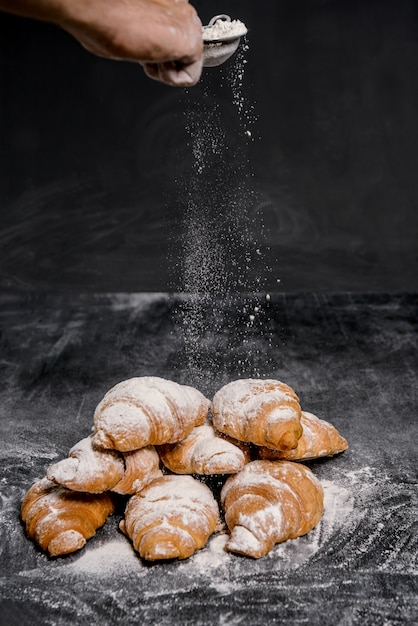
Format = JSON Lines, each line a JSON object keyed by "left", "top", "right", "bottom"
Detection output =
{"left": 21, "top": 478, "right": 115, "bottom": 557}
{"left": 93, "top": 376, "right": 210, "bottom": 452}
{"left": 221, "top": 460, "right": 324, "bottom": 558}
{"left": 211, "top": 379, "right": 303, "bottom": 451}
{"left": 47, "top": 435, "right": 125, "bottom": 493}
{"left": 120, "top": 474, "right": 220, "bottom": 561}
{"left": 258, "top": 411, "right": 348, "bottom": 462}
{"left": 112, "top": 446, "right": 163, "bottom": 495}
{"left": 158, "top": 421, "right": 251, "bottom": 475}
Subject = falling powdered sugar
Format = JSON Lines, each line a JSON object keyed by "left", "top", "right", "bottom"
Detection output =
{"left": 171, "top": 27, "right": 274, "bottom": 391}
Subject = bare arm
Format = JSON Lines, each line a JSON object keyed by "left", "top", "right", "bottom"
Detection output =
{"left": 0, "top": 0, "right": 203, "bottom": 86}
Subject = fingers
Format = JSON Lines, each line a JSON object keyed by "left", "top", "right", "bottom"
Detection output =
{"left": 60, "top": 0, "right": 204, "bottom": 86}
{"left": 141, "top": 57, "right": 202, "bottom": 87}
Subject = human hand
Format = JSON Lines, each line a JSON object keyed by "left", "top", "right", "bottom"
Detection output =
{"left": 61, "top": 0, "right": 203, "bottom": 86}
{"left": 0, "top": 0, "right": 203, "bottom": 86}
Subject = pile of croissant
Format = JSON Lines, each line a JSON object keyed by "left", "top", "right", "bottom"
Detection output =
{"left": 21, "top": 376, "right": 348, "bottom": 560}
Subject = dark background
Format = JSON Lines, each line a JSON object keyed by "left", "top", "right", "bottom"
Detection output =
{"left": 1, "top": 0, "right": 418, "bottom": 293}
{"left": 1, "top": 4, "right": 418, "bottom": 622}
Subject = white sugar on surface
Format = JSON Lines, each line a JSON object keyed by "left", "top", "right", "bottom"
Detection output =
{"left": 14, "top": 465, "right": 378, "bottom": 590}
{"left": 212, "top": 380, "right": 299, "bottom": 436}
{"left": 203, "top": 19, "right": 247, "bottom": 41}
{"left": 237, "top": 501, "right": 284, "bottom": 541}
{"left": 141, "top": 475, "right": 218, "bottom": 510}
{"left": 12, "top": 458, "right": 415, "bottom": 626}
{"left": 47, "top": 436, "right": 124, "bottom": 489}
{"left": 93, "top": 377, "right": 209, "bottom": 449}
{"left": 227, "top": 525, "right": 262, "bottom": 554}
{"left": 69, "top": 539, "right": 139, "bottom": 576}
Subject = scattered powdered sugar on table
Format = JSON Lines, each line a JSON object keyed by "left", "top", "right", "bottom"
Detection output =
{"left": 68, "top": 538, "right": 139, "bottom": 576}
{"left": 306, "top": 477, "right": 354, "bottom": 551}
{"left": 9, "top": 459, "right": 416, "bottom": 626}
{"left": 58, "top": 472, "right": 354, "bottom": 581}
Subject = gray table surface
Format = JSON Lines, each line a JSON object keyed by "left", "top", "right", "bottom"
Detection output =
{"left": 0, "top": 291, "right": 417, "bottom": 625}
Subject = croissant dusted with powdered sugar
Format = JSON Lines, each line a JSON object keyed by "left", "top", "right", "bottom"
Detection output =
{"left": 120, "top": 474, "right": 220, "bottom": 561}
{"left": 158, "top": 421, "right": 251, "bottom": 475}
{"left": 47, "top": 435, "right": 125, "bottom": 493}
{"left": 258, "top": 411, "right": 348, "bottom": 462}
{"left": 92, "top": 376, "right": 210, "bottom": 452}
{"left": 21, "top": 477, "right": 115, "bottom": 557}
{"left": 212, "top": 378, "right": 303, "bottom": 451}
{"left": 47, "top": 435, "right": 162, "bottom": 495}
{"left": 221, "top": 460, "right": 324, "bottom": 558}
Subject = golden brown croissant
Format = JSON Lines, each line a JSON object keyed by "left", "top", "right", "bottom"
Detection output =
{"left": 221, "top": 460, "right": 324, "bottom": 558}
{"left": 112, "top": 446, "right": 163, "bottom": 495}
{"left": 21, "top": 477, "right": 115, "bottom": 557}
{"left": 47, "top": 435, "right": 125, "bottom": 493}
{"left": 258, "top": 411, "right": 348, "bottom": 461}
{"left": 211, "top": 379, "right": 302, "bottom": 451}
{"left": 158, "top": 421, "right": 251, "bottom": 475}
{"left": 93, "top": 376, "right": 210, "bottom": 452}
{"left": 120, "top": 475, "right": 220, "bottom": 561}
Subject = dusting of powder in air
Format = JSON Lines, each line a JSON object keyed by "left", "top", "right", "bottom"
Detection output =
{"left": 171, "top": 30, "right": 275, "bottom": 392}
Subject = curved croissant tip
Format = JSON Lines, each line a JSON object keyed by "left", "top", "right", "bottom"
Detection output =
{"left": 48, "top": 529, "right": 86, "bottom": 557}
{"left": 203, "top": 453, "right": 244, "bottom": 475}
{"left": 340, "top": 437, "right": 349, "bottom": 452}
{"left": 138, "top": 526, "right": 196, "bottom": 561}
{"left": 47, "top": 458, "right": 78, "bottom": 485}
{"left": 265, "top": 423, "right": 302, "bottom": 451}
{"left": 91, "top": 431, "right": 115, "bottom": 450}
{"left": 140, "top": 539, "right": 190, "bottom": 561}
{"left": 226, "top": 525, "right": 266, "bottom": 559}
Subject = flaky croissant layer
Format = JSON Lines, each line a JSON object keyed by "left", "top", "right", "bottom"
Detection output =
{"left": 120, "top": 474, "right": 220, "bottom": 561}
{"left": 47, "top": 435, "right": 125, "bottom": 493}
{"left": 221, "top": 460, "right": 324, "bottom": 558}
{"left": 93, "top": 376, "right": 210, "bottom": 451}
{"left": 257, "top": 411, "right": 348, "bottom": 461}
{"left": 212, "top": 378, "right": 303, "bottom": 451}
{"left": 20, "top": 376, "right": 348, "bottom": 562}
{"left": 21, "top": 478, "right": 115, "bottom": 557}
{"left": 158, "top": 421, "right": 251, "bottom": 475}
